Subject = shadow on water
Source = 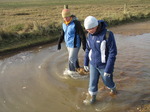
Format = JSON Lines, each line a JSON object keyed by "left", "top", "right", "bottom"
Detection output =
{"left": 0, "top": 21, "right": 150, "bottom": 112}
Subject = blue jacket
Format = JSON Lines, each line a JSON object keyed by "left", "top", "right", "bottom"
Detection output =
{"left": 63, "top": 20, "right": 81, "bottom": 48}
{"left": 58, "top": 16, "right": 86, "bottom": 50}
{"left": 84, "top": 20, "right": 117, "bottom": 74}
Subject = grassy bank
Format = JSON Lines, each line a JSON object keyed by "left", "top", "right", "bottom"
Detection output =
{"left": 0, "top": 0, "right": 150, "bottom": 54}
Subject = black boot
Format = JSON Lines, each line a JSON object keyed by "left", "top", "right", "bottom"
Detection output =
{"left": 109, "top": 88, "right": 117, "bottom": 96}
{"left": 90, "top": 95, "right": 96, "bottom": 104}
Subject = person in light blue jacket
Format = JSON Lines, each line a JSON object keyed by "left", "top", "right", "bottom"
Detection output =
{"left": 83, "top": 16, "right": 117, "bottom": 104}
{"left": 57, "top": 5, "right": 86, "bottom": 72}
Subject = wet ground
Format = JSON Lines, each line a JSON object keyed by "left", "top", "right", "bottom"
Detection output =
{"left": 0, "top": 21, "right": 150, "bottom": 112}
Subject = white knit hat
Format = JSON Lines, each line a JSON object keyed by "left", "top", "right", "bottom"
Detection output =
{"left": 84, "top": 16, "right": 98, "bottom": 30}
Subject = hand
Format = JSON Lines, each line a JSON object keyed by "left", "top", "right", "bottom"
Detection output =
{"left": 84, "top": 66, "right": 89, "bottom": 72}
{"left": 104, "top": 72, "right": 111, "bottom": 77}
{"left": 57, "top": 44, "right": 61, "bottom": 50}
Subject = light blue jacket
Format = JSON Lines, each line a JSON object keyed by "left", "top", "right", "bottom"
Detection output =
{"left": 62, "top": 20, "right": 81, "bottom": 48}
{"left": 57, "top": 15, "right": 86, "bottom": 51}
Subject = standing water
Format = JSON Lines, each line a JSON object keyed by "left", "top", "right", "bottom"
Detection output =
{"left": 0, "top": 21, "right": 149, "bottom": 112}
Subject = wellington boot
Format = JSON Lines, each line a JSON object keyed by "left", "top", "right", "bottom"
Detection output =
{"left": 109, "top": 88, "right": 117, "bottom": 96}
{"left": 83, "top": 93, "right": 96, "bottom": 105}
{"left": 90, "top": 95, "right": 96, "bottom": 104}
{"left": 76, "top": 68, "right": 89, "bottom": 75}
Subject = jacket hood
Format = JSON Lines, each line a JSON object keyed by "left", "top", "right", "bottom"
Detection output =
{"left": 92, "top": 20, "right": 107, "bottom": 35}
{"left": 98, "top": 20, "right": 107, "bottom": 30}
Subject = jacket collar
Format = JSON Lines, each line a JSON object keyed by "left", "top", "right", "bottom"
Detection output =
{"left": 64, "top": 17, "right": 73, "bottom": 25}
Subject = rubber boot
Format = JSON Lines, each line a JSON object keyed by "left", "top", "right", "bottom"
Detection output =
{"left": 109, "top": 88, "right": 117, "bottom": 96}
{"left": 90, "top": 95, "right": 96, "bottom": 104}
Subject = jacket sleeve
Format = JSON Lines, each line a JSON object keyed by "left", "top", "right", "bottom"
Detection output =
{"left": 104, "top": 31, "right": 117, "bottom": 74}
{"left": 75, "top": 21, "right": 86, "bottom": 51}
{"left": 57, "top": 29, "right": 64, "bottom": 45}
{"left": 84, "top": 39, "right": 90, "bottom": 66}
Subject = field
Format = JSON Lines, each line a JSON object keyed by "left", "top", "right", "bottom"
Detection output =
{"left": 0, "top": 0, "right": 150, "bottom": 53}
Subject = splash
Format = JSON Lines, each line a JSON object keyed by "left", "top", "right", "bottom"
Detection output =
{"left": 63, "top": 68, "right": 89, "bottom": 79}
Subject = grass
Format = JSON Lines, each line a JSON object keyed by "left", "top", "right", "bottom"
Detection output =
{"left": 0, "top": 0, "right": 150, "bottom": 54}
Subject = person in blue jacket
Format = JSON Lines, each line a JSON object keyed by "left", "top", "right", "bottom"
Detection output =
{"left": 83, "top": 16, "right": 117, "bottom": 104}
{"left": 57, "top": 5, "right": 86, "bottom": 72}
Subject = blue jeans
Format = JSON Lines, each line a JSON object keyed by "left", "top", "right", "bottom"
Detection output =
{"left": 88, "top": 64, "right": 115, "bottom": 96}
{"left": 67, "top": 47, "right": 80, "bottom": 71}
